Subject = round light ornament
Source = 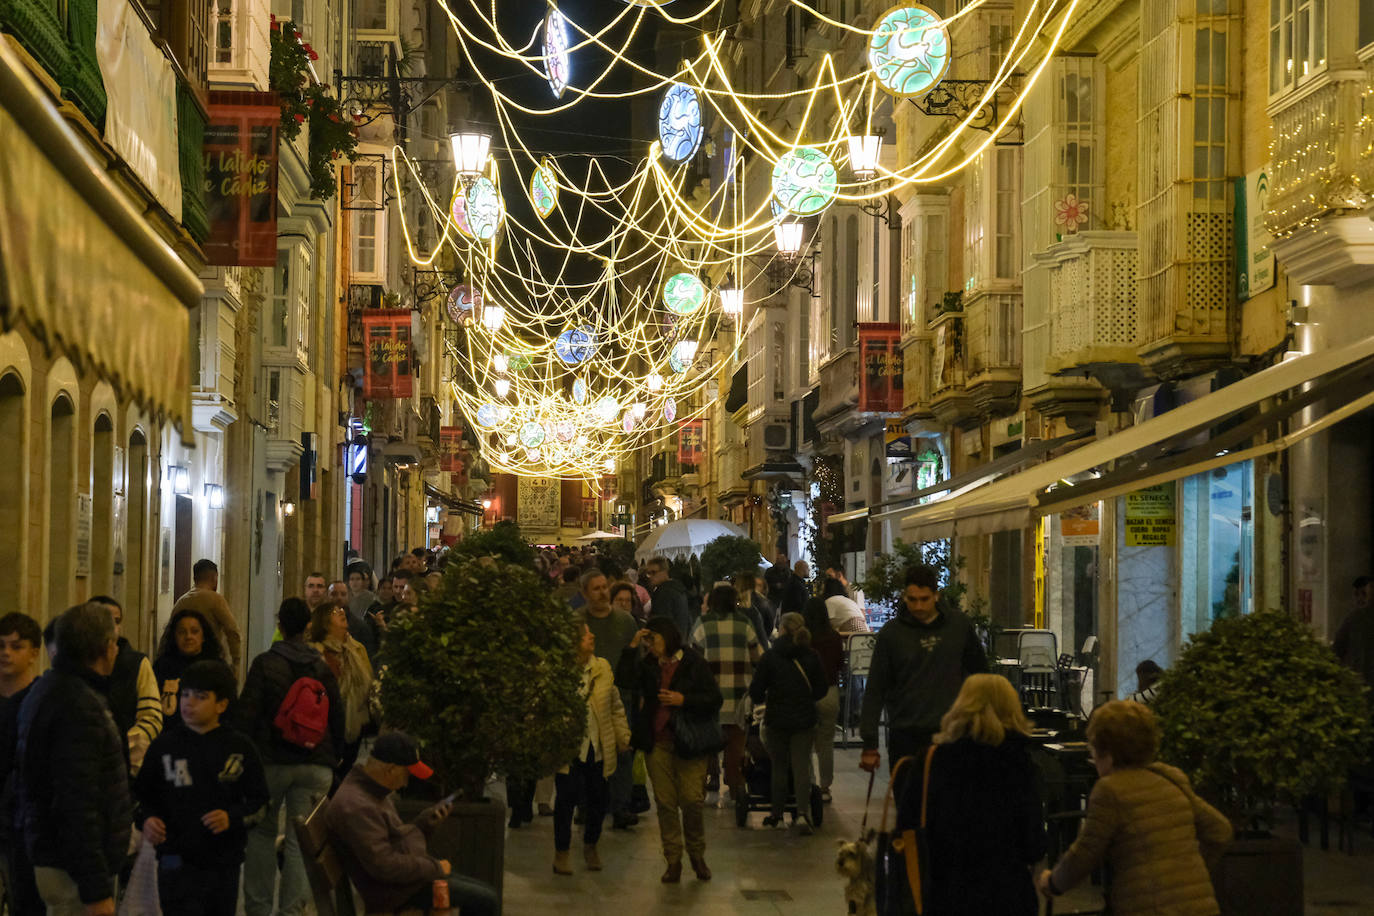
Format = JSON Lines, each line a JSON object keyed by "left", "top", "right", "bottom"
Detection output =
{"left": 520, "top": 421, "right": 546, "bottom": 449}
{"left": 529, "top": 159, "right": 558, "bottom": 219}
{"left": 467, "top": 176, "right": 504, "bottom": 242}
{"left": 663, "top": 398, "right": 677, "bottom": 422}
{"left": 622, "top": 412, "right": 636, "bottom": 434}
{"left": 658, "top": 83, "right": 703, "bottom": 163}
{"left": 554, "top": 419, "right": 576, "bottom": 443}
{"left": 446, "top": 285, "right": 479, "bottom": 323}
{"left": 771, "top": 146, "right": 839, "bottom": 216}
{"left": 572, "top": 378, "right": 588, "bottom": 405}
{"left": 476, "top": 403, "right": 501, "bottom": 428}
{"left": 543, "top": 7, "right": 571, "bottom": 99}
{"left": 554, "top": 326, "right": 595, "bottom": 365}
{"left": 595, "top": 395, "right": 620, "bottom": 423}
{"left": 449, "top": 191, "right": 474, "bottom": 238}
{"left": 868, "top": 5, "right": 951, "bottom": 98}
{"left": 662, "top": 272, "right": 707, "bottom": 315}
{"left": 669, "top": 341, "right": 696, "bottom": 373}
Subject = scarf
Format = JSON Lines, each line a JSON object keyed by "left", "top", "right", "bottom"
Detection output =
{"left": 314, "top": 636, "right": 373, "bottom": 743}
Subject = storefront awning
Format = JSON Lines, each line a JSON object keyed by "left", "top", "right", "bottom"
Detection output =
{"left": 898, "top": 336, "right": 1374, "bottom": 540}
{"left": 0, "top": 40, "right": 200, "bottom": 442}
{"left": 826, "top": 430, "right": 1089, "bottom": 526}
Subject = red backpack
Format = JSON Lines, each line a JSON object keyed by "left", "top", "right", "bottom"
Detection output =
{"left": 273, "top": 672, "right": 330, "bottom": 750}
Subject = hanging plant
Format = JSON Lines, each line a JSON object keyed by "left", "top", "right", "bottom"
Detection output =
{"left": 269, "top": 18, "right": 311, "bottom": 142}
{"left": 306, "top": 89, "right": 359, "bottom": 199}
{"left": 270, "top": 18, "right": 358, "bottom": 199}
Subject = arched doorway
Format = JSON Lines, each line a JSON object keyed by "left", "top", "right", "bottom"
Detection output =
{"left": 91, "top": 413, "right": 114, "bottom": 594}
{"left": 0, "top": 374, "right": 25, "bottom": 614}
{"left": 48, "top": 394, "right": 76, "bottom": 615}
{"left": 126, "top": 429, "right": 149, "bottom": 648}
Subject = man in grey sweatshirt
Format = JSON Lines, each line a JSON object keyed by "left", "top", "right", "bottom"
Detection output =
{"left": 858, "top": 565, "right": 987, "bottom": 783}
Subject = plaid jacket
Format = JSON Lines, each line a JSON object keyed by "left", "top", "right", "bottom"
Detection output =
{"left": 689, "top": 611, "right": 758, "bottom": 724}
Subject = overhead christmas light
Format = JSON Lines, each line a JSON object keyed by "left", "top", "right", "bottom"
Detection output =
{"left": 718, "top": 277, "right": 744, "bottom": 316}
{"left": 492, "top": 353, "right": 508, "bottom": 373}
{"left": 848, "top": 132, "right": 883, "bottom": 181}
{"left": 494, "top": 378, "right": 511, "bottom": 398}
{"left": 449, "top": 128, "right": 492, "bottom": 179}
{"left": 481, "top": 303, "right": 506, "bottom": 331}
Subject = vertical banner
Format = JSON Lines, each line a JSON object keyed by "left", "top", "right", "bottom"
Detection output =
{"left": 858, "top": 322, "right": 903, "bottom": 412}
{"left": 203, "top": 91, "right": 279, "bottom": 266}
{"left": 678, "top": 419, "right": 705, "bottom": 464}
{"left": 361, "top": 310, "right": 414, "bottom": 399}
{"left": 1235, "top": 167, "right": 1275, "bottom": 301}
{"left": 439, "top": 426, "right": 464, "bottom": 472}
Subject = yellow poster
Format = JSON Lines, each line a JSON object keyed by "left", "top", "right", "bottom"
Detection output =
{"left": 1125, "top": 484, "right": 1176, "bottom": 546}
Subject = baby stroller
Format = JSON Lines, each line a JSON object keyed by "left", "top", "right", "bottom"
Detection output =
{"left": 733, "top": 699, "right": 825, "bottom": 829}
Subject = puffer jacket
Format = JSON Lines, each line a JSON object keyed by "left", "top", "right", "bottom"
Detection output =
{"left": 748, "top": 635, "right": 827, "bottom": 732}
{"left": 231, "top": 639, "right": 346, "bottom": 768}
{"left": 1050, "top": 762, "right": 1233, "bottom": 915}
{"left": 17, "top": 662, "right": 132, "bottom": 904}
{"left": 559, "top": 656, "right": 631, "bottom": 778}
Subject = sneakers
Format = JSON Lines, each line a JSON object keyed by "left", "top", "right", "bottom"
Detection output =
{"left": 820, "top": 788, "right": 832, "bottom": 804}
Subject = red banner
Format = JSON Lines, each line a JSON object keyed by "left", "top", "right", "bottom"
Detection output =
{"left": 858, "top": 322, "right": 904, "bottom": 413}
{"left": 678, "top": 419, "right": 704, "bottom": 465}
{"left": 203, "top": 91, "right": 279, "bottom": 266}
{"left": 361, "top": 310, "right": 414, "bottom": 399}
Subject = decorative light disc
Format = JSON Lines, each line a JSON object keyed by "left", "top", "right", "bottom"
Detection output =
{"left": 663, "top": 399, "right": 677, "bottom": 422}
{"left": 662, "top": 272, "right": 707, "bottom": 315}
{"left": 658, "top": 83, "right": 703, "bottom": 163}
{"left": 530, "top": 159, "right": 559, "bottom": 219}
{"left": 476, "top": 403, "right": 500, "bottom": 428}
{"left": 446, "top": 285, "right": 478, "bottom": 323}
{"left": 450, "top": 191, "right": 474, "bottom": 238}
{"left": 771, "top": 146, "right": 839, "bottom": 216}
{"left": 572, "top": 378, "right": 588, "bottom": 404}
{"left": 467, "top": 177, "right": 504, "bottom": 241}
{"left": 543, "top": 7, "right": 571, "bottom": 99}
{"left": 595, "top": 395, "right": 620, "bottom": 423}
{"left": 520, "top": 421, "right": 546, "bottom": 449}
{"left": 868, "top": 5, "right": 951, "bottom": 98}
{"left": 554, "top": 326, "right": 595, "bottom": 365}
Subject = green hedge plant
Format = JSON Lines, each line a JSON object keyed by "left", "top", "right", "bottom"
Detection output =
{"left": 447, "top": 519, "right": 535, "bottom": 568}
{"left": 1154, "top": 610, "right": 1371, "bottom": 832}
{"left": 699, "top": 534, "right": 764, "bottom": 587}
{"left": 378, "top": 556, "right": 585, "bottom": 799}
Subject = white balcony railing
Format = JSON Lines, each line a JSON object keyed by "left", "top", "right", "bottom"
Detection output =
{"left": 1039, "top": 231, "right": 1139, "bottom": 371}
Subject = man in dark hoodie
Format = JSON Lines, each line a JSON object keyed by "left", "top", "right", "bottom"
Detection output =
{"left": 858, "top": 565, "right": 986, "bottom": 787}
{"left": 233, "top": 597, "right": 345, "bottom": 916}
{"left": 17, "top": 602, "right": 131, "bottom": 916}
{"left": 643, "top": 556, "right": 693, "bottom": 639}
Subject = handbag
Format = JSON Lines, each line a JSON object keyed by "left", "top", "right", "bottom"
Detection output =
{"left": 875, "top": 746, "right": 936, "bottom": 916}
{"left": 671, "top": 707, "right": 725, "bottom": 758}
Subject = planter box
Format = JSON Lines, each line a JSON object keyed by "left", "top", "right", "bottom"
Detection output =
{"left": 1213, "top": 834, "right": 1303, "bottom": 916}
{"left": 396, "top": 797, "right": 506, "bottom": 903}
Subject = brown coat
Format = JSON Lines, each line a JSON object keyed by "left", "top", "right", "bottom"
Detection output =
{"left": 171, "top": 587, "right": 242, "bottom": 672}
{"left": 1051, "top": 762, "right": 1232, "bottom": 916}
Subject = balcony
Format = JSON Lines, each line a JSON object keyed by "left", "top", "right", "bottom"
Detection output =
{"left": 963, "top": 289, "right": 1022, "bottom": 417}
{"left": 1040, "top": 231, "right": 1145, "bottom": 390}
{"left": 928, "top": 311, "right": 976, "bottom": 427}
{"left": 814, "top": 346, "right": 860, "bottom": 432}
{"left": 1266, "top": 67, "right": 1374, "bottom": 286}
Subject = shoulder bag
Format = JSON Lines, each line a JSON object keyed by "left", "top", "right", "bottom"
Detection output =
{"left": 875, "top": 746, "right": 936, "bottom": 916}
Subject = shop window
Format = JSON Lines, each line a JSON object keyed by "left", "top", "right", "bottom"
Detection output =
{"left": 214, "top": 0, "right": 233, "bottom": 65}
{"left": 1182, "top": 459, "right": 1254, "bottom": 632}
{"left": 1362, "top": 0, "right": 1374, "bottom": 50}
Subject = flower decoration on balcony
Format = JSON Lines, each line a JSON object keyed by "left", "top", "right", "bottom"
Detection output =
{"left": 271, "top": 19, "right": 358, "bottom": 199}
{"left": 1053, "top": 194, "right": 1090, "bottom": 233}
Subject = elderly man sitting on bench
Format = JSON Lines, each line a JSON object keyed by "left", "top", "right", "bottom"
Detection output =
{"left": 326, "top": 732, "right": 499, "bottom": 915}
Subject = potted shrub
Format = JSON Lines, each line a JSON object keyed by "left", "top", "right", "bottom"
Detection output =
{"left": 698, "top": 533, "right": 765, "bottom": 586}
{"left": 1153, "top": 610, "right": 1371, "bottom": 915}
{"left": 377, "top": 552, "right": 585, "bottom": 895}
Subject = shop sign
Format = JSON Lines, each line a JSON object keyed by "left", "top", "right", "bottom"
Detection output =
{"left": 361, "top": 310, "right": 414, "bottom": 399}
{"left": 1235, "top": 167, "right": 1275, "bottom": 300}
{"left": 1059, "top": 501, "right": 1100, "bottom": 547}
{"left": 884, "top": 419, "right": 911, "bottom": 458}
{"left": 847, "top": 633, "right": 877, "bottom": 676}
{"left": 678, "top": 419, "right": 705, "bottom": 464}
{"left": 1124, "top": 484, "right": 1176, "bottom": 546}
{"left": 990, "top": 411, "right": 1025, "bottom": 448}
{"left": 440, "top": 425, "right": 465, "bottom": 473}
{"left": 857, "top": 323, "right": 904, "bottom": 413}
{"left": 203, "top": 91, "right": 280, "bottom": 266}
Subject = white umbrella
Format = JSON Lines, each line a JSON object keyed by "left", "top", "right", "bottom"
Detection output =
{"left": 635, "top": 518, "right": 761, "bottom": 562}
{"left": 575, "top": 530, "right": 625, "bottom": 541}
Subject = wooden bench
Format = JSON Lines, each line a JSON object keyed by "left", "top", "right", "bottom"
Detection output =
{"left": 293, "top": 796, "right": 426, "bottom": 916}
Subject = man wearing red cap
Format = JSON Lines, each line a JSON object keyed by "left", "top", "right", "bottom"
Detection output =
{"left": 326, "top": 732, "right": 498, "bottom": 915}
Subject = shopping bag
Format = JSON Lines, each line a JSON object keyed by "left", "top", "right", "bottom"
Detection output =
{"left": 874, "top": 747, "right": 936, "bottom": 916}
{"left": 117, "top": 837, "right": 161, "bottom": 916}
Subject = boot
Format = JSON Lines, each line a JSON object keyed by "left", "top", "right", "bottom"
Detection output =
{"left": 584, "top": 844, "right": 603, "bottom": 871}
{"left": 689, "top": 855, "right": 712, "bottom": 881}
{"left": 661, "top": 861, "right": 682, "bottom": 883}
{"left": 552, "top": 850, "right": 573, "bottom": 875}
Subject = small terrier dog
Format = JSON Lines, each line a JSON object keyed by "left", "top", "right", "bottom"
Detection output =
{"left": 835, "top": 834, "right": 877, "bottom": 916}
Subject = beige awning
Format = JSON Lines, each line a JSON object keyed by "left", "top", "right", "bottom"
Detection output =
{"left": 899, "top": 335, "right": 1374, "bottom": 540}
{"left": 0, "top": 39, "right": 200, "bottom": 442}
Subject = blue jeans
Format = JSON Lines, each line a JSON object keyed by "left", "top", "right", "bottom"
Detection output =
{"left": 243, "top": 763, "right": 333, "bottom": 916}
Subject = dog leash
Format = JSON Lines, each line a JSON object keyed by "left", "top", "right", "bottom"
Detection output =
{"left": 859, "top": 768, "right": 876, "bottom": 833}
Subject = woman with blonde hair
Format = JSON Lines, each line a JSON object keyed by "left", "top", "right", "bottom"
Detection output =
{"left": 906, "top": 673, "right": 1044, "bottom": 916}
{"left": 1038, "top": 700, "right": 1232, "bottom": 915}
{"left": 308, "top": 601, "right": 374, "bottom": 778}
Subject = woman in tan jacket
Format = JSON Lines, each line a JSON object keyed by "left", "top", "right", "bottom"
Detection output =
{"left": 553, "top": 618, "right": 631, "bottom": 875}
{"left": 1038, "top": 700, "right": 1233, "bottom": 915}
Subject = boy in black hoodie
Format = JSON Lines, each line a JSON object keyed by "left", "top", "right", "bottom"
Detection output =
{"left": 134, "top": 660, "right": 269, "bottom": 916}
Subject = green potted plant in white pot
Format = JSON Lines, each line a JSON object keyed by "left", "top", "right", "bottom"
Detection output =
{"left": 377, "top": 550, "right": 585, "bottom": 897}
{"left": 1153, "top": 610, "right": 1370, "bottom": 915}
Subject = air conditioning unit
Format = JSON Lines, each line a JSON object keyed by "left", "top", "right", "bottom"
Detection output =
{"left": 762, "top": 423, "right": 790, "bottom": 449}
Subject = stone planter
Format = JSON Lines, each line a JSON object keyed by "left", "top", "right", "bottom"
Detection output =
{"left": 1213, "top": 834, "right": 1303, "bottom": 916}
{"left": 396, "top": 797, "right": 506, "bottom": 903}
